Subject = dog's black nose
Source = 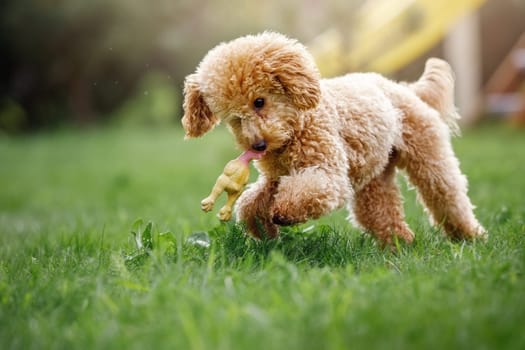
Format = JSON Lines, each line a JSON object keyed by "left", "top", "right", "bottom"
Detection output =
{"left": 252, "top": 140, "right": 267, "bottom": 152}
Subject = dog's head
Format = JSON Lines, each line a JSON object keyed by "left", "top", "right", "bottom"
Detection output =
{"left": 182, "top": 32, "right": 321, "bottom": 153}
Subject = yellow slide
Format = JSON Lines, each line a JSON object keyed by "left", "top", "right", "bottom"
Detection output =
{"left": 311, "top": 0, "right": 486, "bottom": 76}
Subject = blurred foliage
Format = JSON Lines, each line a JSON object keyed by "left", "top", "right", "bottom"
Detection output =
{"left": 113, "top": 72, "right": 180, "bottom": 127}
{"left": 0, "top": 0, "right": 361, "bottom": 133}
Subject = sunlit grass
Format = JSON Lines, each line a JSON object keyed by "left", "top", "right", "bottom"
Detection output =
{"left": 0, "top": 124, "right": 524, "bottom": 349}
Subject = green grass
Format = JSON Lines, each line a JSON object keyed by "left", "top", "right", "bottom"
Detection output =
{"left": 0, "top": 125, "right": 524, "bottom": 350}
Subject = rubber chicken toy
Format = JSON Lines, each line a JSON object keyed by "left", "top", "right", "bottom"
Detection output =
{"left": 201, "top": 150, "right": 263, "bottom": 221}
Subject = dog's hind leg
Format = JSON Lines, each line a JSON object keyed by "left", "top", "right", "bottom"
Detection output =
{"left": 400, "top": 111, "right": 486, "bottom": 240}
{"left": 352, "top": 153, "right": 414, "bottom": 246}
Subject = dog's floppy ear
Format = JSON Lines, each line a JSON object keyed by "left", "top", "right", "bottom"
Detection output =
{"left": 181, "top": 74, "right": 219, "bottom": 138}
{"left": 268, "top": 45, "right": 321, "bottom": 110}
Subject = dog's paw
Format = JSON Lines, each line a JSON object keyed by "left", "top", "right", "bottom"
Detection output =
{"left": 241, "top": 215, "right": 280, "bottom": 240}
{"left": 270, "top": 204, "right": 308, "bottom": 226}
{"left": 271, "top": 213, "right": 307, "bottom": 226}
{"left": 271, "top": 213, "right": 298, "bottom": 226}
{"left": 464, "top": 224, "right": 488, "bottom": 241}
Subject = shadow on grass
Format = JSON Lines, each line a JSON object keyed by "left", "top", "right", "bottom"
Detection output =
{"left": 122, "top": 219, "right": 450, "bottom": 273}
{"left": 208, "top": 222, "right": 394, "bottom": 271}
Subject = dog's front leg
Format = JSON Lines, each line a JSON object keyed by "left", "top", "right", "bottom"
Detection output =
{"left": 271, "top": 167, "right": 351, "bottom": 226}
{"left": 235, "top": 177, "right": 280, "bottom": 239}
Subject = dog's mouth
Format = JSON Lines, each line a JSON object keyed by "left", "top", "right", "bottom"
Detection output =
{"left": 238, "top": 149, "right": 265, "bottom": 164}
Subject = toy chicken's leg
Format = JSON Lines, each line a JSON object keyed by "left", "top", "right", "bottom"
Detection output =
{"left": 200, "top": 150, "right": 264, "bottom": 221}
{"left": 201, "top": 177, "right": 226, "bottom": 212}
{"left": 218, "top": 190, "right": 243, "bottom": 221}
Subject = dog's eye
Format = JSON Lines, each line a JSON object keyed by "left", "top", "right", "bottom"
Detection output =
{"left": 253, "top": 98, "right": 265, "bottom": 109}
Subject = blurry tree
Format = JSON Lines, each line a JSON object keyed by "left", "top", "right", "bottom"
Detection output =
{"left": 0, "top": 0, "right": 361, "bottom": 133}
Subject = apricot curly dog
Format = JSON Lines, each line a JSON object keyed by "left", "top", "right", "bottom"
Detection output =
{"left": 182, "top": 32, "right": 486, "bottom": 245}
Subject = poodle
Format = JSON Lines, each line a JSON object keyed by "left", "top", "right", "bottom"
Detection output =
{"left": 182, "top": 32, "right": 486, "bottom": 245}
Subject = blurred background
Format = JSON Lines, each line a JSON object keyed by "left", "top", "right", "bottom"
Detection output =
{"left": 1, "top": 0, "right": 524, "bottom": 134}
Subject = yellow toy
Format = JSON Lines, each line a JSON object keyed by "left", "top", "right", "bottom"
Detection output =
{"left": 201, "top": 150, "right": 263, "bottom": 221}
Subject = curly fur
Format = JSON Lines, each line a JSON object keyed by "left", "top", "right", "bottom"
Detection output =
{"left": 182, "top": 32, "right": 486, "bottom": 244}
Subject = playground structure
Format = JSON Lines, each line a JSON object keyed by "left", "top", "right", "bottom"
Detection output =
{"left": 484, "top": 34, "right": 525, "bottom": 125}
{"left": 309, "top": 0, "right": 525, "bottom": 125}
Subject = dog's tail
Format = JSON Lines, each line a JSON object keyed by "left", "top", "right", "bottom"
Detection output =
{"left": 410, "top": 58, "right": 461, "bottom": 136}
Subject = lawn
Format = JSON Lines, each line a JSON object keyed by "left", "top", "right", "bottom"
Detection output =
{"left": 0, "top": 124, "right": 524, "bottom": 350}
